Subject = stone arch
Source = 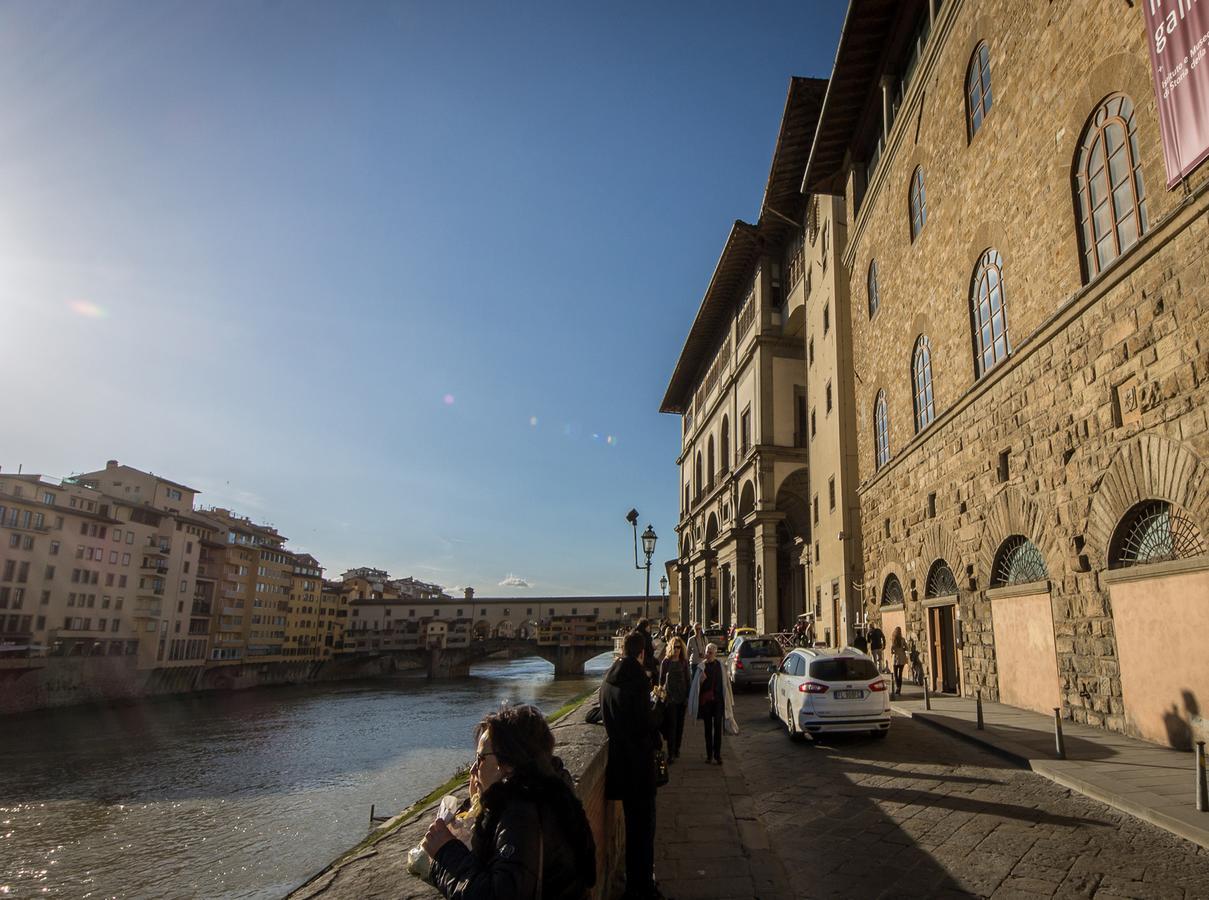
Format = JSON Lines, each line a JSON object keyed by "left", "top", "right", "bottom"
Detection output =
{"left": 1086, "top": 434, "right": 1209, "bottom": 569}
{"left": 914, "top": 522, "right": 964, "bottom": 597}
{"left": 704, "top": 512, "right": 719, "bottom": 547}
{"left": 975, "top": 486, "right": 1060, "bottom": 589}
{"left": 737, "top": 479, "right": 756, "bottom": 522}
{"left": 773, "top": 467, "right": 810, "bottom": 537}
{"left": 875, "top": 558, "right": 909, "bottom": 606}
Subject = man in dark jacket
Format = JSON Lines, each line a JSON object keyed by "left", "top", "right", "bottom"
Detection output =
{"left": 600, "top": 631, "right": 662, "bottom": 900}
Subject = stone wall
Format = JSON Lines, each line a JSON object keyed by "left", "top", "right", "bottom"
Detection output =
{"left": 287, "top": 700, "right": 624, "bottom": 900}
{"left": 846, "top": 0, "right": 1209, "bottom": 737}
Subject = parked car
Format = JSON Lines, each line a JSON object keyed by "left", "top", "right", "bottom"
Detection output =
{"left": 767, "top": 647, "right": 890, "bottom": 739}
{"left": 726, "top": 635, "right": 783, "bottom": 688}
{"left": 702, "top": 625, "right": 728, "bottom": 653}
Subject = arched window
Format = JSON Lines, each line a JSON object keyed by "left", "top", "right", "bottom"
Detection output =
{"left": 874, "top": 391, "right": 890, "bottom": 470}
{"left": 1074, "top": 93, "right": 1149, "bottom": 281}
{"left": 694, "top": 452, "right": 703, "bottom": 497}
{"left": 867, "top": 260, "right": 880, "bottom": 318}
{"left": 720, "top": 417, "right": 730, "bottom": 473}
{"left": 909, "top": 166, "right": 927, "bottom": 240}
{"left": 706, "top": 436, "right": 715, "bottom": 486}
{"left": 912, "top": 335, "right": 935, "bottom": 433}
{"left": 684, "top": 484, "right": 690, "bottom": 511}
{"left": 925, "top": 559, "right": 959, "bottom": 597}
{"left": 966, "top": 42, "right": 992, "bottom": 138}
{"left": 881, "top": 574, "right": 905, "bottom": 607}
{"left": 990, "top": 536, "right": 1048, "bottom": 587}
{"left": 1108, "top": 500, "right": 1206, "bottom": 568}
{"left": 971, "top": 248, "right": 1009, "bottom": 376}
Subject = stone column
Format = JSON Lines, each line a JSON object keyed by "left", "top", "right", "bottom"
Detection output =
{"left": 752, "top": 519, "right": 780, "bottom": 634}
{"left": 733, "top": 538, "right": 754, "bottom": 629}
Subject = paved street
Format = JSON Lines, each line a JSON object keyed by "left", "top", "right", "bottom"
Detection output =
{"left": 654, "top": 691, "right": 1209, "bottom": 899}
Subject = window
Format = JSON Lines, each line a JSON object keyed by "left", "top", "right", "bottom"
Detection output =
{"left": 990, "top": 536, "right": 1049, "bottom": 586}
{"left": 720, "top": 417, "right": 730, "bottom": 471}
{"left": 694, "top": 452, "right": 703, "bottom": 496}
{"left": 874, "top": 391, "right": 890, "bottom": 470}
{"left": 828, "top": 476, "right": 835, "bottom": 511}
{"left": 867, "top": 260, "right": 880, "bottom": 318}
{"left": 912, "top": 335, "right": 936, "bottom": 431}
{"left": 825, "top": 381, "right": 832, "bottom": 414}
{"left": 706, "top": 436, "right": 715, "bottom": 484}
{"left": 810, "top": 408, "right": 816, "bottom": 440}
{"left": 740, "top": 407, "right": 751, "bottom": 456}
{"left": 1108, "top": 500, "right": 1206, "bottom": 568}
{"left": 1075, "top": 93, "right": 1148, "bottom": 281}
{"left": 808, "top": 338, "right": 814, "bottom": 366}
{"left": 909, "top": 166, "right": 927, "bottom": 240}
{"left": 971, "top": 248, "right": 1009, "bottom": 375}
{"left": 823, "top": 302, "right": 830, "bottom": 335}
{"left": 967, "top": 42, "right": 993, "bottom": 138}
{"left": 813, "top": 495, "right": 819, "bottom": 526}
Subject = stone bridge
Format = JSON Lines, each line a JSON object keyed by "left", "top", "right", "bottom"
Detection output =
{"left": 423, "top": 636, "right": 614, "bottom": 678}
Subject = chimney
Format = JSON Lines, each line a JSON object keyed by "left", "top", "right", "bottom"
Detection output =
{"left": 464, "top": 587, "right": 475, "bottom": 601}
{"left": 106, "top": 460, "right": 119, "bottom": 469}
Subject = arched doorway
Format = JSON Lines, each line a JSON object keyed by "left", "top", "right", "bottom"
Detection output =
{"left": 924, "top": 558, "right": 960, "bottom": 693}
{"left": 774, "top": 472, "right": 810, "bottom": 633}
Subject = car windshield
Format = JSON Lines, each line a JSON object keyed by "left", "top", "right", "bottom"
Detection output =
{"left": 809, "top": 658, "right": 879, "bottom": 681}
{"left": 738, "top": 640, "right": 780, "bottom": 658}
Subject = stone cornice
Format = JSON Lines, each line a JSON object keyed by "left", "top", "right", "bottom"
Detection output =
{"left": 1100, "top": 554, "right": 1209, "bottom": 585}
{"left": 985, "top": 579, "right": 1051, "bottom": 601}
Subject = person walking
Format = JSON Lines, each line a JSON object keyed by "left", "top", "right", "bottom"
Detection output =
{"left": 867, "top": 622, "right": 886, "bottom": 673}
{"left": 890, "top": 626, "right": 908, "bottom": 698}
{"left": 658, "top": 637, "right": 690, "bottom": 762}
{"left": 696, "top": 643, "right": 726, "bottom": 764}
{"left": 599, "top": 631, "right": 663, "bottom": 900}
{"left": 635, "top": 619, "right": 657, "bottom": 684}
{"left": 852, "top": 627, "right": 869, "bottom": 654}
{"left": 687, "top": 622, "right": 708, "bottom": 671}
{"left": 423, "top": 704, "right": 597, "bottom": 900}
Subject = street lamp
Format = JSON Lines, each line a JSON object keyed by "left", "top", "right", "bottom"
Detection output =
{"left": 625, "top": 509, "right": 658, "bottom": 620}
{"left": 658, "top": 574, "right": 668, "bottom": 620}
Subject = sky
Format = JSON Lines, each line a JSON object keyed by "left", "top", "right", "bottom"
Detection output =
{"left": 0, "top": 0, "right": 846, "bottom": 597}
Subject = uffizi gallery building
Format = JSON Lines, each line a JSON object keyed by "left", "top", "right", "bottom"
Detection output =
{"left": 663, "top": 0, "right": 1209, "bottom": 751}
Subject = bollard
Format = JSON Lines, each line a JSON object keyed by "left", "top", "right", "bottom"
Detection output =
{"left": 1197, "top": 742, "right": 1208, "bottom": 813}
{"left": 1053, "top": 708, "right": 1066, "bottom": 760}
{"left": 923, "top": 675, "right": 931, "bottom": 711}
{"left": 976, "top": 689, "right": 984, "bottom": 730}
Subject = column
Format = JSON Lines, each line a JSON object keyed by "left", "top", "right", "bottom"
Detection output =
{"left": 733, "top": 539, "right": 754, "bottom": 629}
{"left": 752, "top": 519, "right": 780, "bottom": 634}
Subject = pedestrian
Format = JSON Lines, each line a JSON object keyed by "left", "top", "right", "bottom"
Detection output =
{"left": 852, "top": 627, "right": 869, "bottom": 654}
{"left": 599, "top": 631, "right": 663, "bottom": 900}
{"left": 694, "top": 643, "right": 727, "bottom": 764}
{"left": 890, "top": 626, "right": 908, "bottom": 698}
{"left": 635, "top": 618, "right": 657, "bottom": 683}
{"left": 868, "top": 622, "right": 886, "bottom": 672}
{"left": 423, "top": 704, "right": 597, "bottom": 900}
{"left": 687, "top": 622, "right": 708, "bottom": 671}
{"left": 908, "top": 639, "right": 923, "bottom": 686}
{"left": 658, "top": 637, "right": 690, "bottom": 761}
{"left": 651, "top": 627, "right": 666, "bottom": 663}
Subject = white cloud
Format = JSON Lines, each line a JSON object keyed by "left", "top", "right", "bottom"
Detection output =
{"left": 498, "top": 573, "right": 530, "bottom": 588}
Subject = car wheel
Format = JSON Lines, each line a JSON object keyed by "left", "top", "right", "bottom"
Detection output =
{"left": 786, "top": 701, "right": 804, "bottom": 742}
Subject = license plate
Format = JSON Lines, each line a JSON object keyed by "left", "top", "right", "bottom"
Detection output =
{"left": 833, "top": 690, "right": 864, "bottom": 699}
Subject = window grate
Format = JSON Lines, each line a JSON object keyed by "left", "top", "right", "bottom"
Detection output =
{"left": 925, "top": 560, "right": 958, "bottom": 597}
{"left": 1109, "top": 500, "right": 1206, "bottom": 569}
{"left": 990, "top": 536, "right": 1048, "bottom": 587}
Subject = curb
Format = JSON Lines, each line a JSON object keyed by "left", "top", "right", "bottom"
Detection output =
{"left": 890, "top": 702, "right": 1209, "bottom": 853}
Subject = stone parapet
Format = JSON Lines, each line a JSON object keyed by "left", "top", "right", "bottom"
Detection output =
{"left": 286, "top": 697, "right": 622, "bottom": 900}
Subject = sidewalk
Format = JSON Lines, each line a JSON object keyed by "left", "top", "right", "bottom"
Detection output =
{"left": 653, "top": 721, "right": 792, "bottom": 899}
{"left": 888, "top": 685, "right": 1209, "bottom": 852}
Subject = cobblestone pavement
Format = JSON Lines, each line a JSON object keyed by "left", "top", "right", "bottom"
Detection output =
{"left": 655, "top": 691, "right": 1209, "bottom": 900}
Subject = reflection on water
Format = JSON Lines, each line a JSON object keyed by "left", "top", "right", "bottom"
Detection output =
{"left": 0, "top": 653, "right": 611, "bottom": 900}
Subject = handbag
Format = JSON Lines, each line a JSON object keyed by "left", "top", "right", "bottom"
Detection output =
{"left": 653, "top": 747, "right": 670, "bottom": 787}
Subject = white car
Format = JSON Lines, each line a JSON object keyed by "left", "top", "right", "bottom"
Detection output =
{"left": 768, "top": 647, "right": 890, "bottom": 739}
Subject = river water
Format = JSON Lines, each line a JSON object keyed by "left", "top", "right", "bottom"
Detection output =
{"left": 0, "top": 654, "right": 612, "bottom": 899}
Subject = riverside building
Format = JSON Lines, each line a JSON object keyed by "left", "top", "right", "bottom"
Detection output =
{"left": 802, "top": 0, "right": 1209, "bottom": 747}
{"left": 662, "top": 76, "right": 863, "bottom": 639}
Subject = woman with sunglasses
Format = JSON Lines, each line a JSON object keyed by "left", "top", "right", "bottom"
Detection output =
{"left": 422, "top": 703, "right": 596, "bottom": 899}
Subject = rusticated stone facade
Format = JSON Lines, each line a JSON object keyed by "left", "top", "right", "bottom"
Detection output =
{"left": 804, "top": 0, "right": 1209, "bottom": 741}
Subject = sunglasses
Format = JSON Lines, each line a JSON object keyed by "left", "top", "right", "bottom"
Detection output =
{"left": 472, "top": 751, "right": 498, "bottom": 768}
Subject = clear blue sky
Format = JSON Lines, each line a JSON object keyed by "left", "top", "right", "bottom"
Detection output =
{"left": 1, "top": 1, "right": 845, "bottom": 596}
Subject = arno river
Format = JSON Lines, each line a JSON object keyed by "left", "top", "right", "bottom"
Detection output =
{"left": 0, "top": 654, "right": 612, "bottom": 899}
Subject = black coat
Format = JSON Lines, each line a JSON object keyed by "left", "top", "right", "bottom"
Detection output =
{"left": 431, "top": 767, "right": 596, "bottom": 900}
{"left": 599, "top": 655, "right": 660, "bottom": 800}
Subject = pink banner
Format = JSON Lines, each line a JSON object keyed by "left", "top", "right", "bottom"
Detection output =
{"left": 1143, "top": 1, "right": 1209, "bottom": 187}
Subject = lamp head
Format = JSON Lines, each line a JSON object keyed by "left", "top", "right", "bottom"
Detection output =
{"left": 641, "top": 524, "right": 657, "bottom": 559}
{"left": 625, "top": 508, "right": 639, "bottom": 525}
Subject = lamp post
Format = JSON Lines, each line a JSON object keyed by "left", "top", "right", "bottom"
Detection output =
{"left": 625, "top": 509, "right": 658, "bottom": 620}
{"left": 659, "top": 574, "right": 668, "bottom": 619}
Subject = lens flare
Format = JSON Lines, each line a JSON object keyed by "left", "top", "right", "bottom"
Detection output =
{"left": 442, "top": 394, "right": 455, "bottom": 406}
{"left": 529, "top": 416, "right": 538, "bottom": 427}
{"left": 68, "top": 300, "right": 106, "bottom": 319}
